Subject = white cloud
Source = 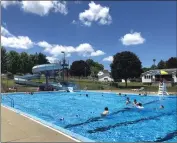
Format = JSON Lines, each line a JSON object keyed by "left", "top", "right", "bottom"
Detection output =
{"left": 120, "top": 31, "right": 145, "bottom": 46}
{"left": 1, "top": 26, "right": 13, "bottom": 37}
{"left": 1, "top": 35, "right": 33, "bottom": 49}
{"left": 37, "top": 41, "right": 52, "bottom": 49}
{"left": 72, "top": 20, "right": 77, "bottom": 24}
{"left": 91, "top": 50, "right": 105, "bottom": 56}
{"left": 1, "top": 1, "right": 68, "bottom": 16}
{"left": 79, "top": 1, "right": 112, "bottom": 26}
{"left": 46, "top": 56, "right": 59, "bottom": 63}
{"left": 37, "top": 41, "right": 104, "bottom": 58}
{"left": 1, "top": 1, "right": 19, "bottom": 8}
{"left": 1, "top": 26, "right": 34, "bottom": 49}
{"left": 103, "top": 56, "right": 113, "bottom": 62}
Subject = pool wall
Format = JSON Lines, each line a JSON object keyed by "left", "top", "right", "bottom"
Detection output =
{"left": 1, "top": 104, "right": 95, "bottom": 142}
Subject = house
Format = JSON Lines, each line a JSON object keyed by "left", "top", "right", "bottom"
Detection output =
{"left": 141, "top": 68, "right": 177, "bottom": 85}
{"left": 97, "top": 70, "right": 113, "bottom": 82}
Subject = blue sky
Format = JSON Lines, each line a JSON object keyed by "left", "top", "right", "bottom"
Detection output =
{"left": 1, "top": 1, "right": 176, "bottom": 70}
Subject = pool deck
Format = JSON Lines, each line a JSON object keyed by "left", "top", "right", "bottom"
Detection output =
{"left": 1, "top": 106, "right": 78, "bottom": 142}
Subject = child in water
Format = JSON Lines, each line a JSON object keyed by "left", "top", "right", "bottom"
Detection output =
{"left": 126, "top": 97, "right": 131, "bottom": 105}
{"left": 101, "top": 107, "right": 109, "bottom": 116}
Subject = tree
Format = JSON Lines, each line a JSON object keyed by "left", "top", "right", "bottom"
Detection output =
{"left": 37, "top": 52, "right": 49, "bottom": 65}
{"left": 20, "top": 52, "right": 29, "bottom": 74}
{"left": 70, "top": 60, "right": 91, "bottom": 77}
{"left": 142, "top": 67, "right": 151, "bottom": 73}
{"left": 111, "top": 51, "right": 142, "bottom": 87}
{"left": 151, "top": 64, "right": 157, "bottom": 70}
{"left": 166, "top": 57, "right": 177, "bottom": 68}
{"left": 1, "top": 47, "right": 8, "bottom": 73}
{"left": 7, "top": 51, "right": 21, "bottom": 74}
{"left": 157, "top": 60, "right": 166, "bottom": 69}
{"left": 86, "top": 59, "right": 104, "bottom": 77}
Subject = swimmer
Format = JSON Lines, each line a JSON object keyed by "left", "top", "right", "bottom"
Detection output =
{"left": 118, "top": 93, "right": 121, "bottom": 96}
{"left": 160, "top": 105, "right": 164, "bottom": 109}
{"left": 60, "top": 117, "right": 64, "bottom": 121}
{"left": 101, "top": 107, "right": 109, "bottom": 116}
{"left": 86, "top": 94, "right": 88, "bottom": 97}
{"left": 133, "top": 99, "right": 137, "bottom": 106}
{"left": 136, "top": 102, "right": 144, "bottom": 109}
{"left": 124, "top": 94, "right": 127, "bottom": 96}
{"left": 126, "top": 97, "right": 131, "bottom": 105}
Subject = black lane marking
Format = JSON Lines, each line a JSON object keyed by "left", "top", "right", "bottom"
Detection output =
{"left": 64, "top": 99, "right": 160, "bottom": 129}
{"left": 87, "top": 111, "right": 175, "bottom": 133}
{"left": 154, "top": 130, "right": 177, "bottom": 142}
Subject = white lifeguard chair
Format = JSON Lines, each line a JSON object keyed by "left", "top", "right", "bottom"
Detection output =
{"left": 158, "top": 81, "right": 169, "bottom": 95}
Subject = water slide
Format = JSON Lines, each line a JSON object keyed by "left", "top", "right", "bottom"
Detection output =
{"left": 14, "top": 63, "right": 79, "bottom": 91}
{"left": 14, "top": 64, "right": 61, "bottom": 86}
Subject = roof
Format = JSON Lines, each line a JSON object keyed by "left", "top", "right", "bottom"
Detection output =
{"left": 142, "top": 68, "right": 177, "bottom": 76}
{"left": 98, "top": 73, "right": 112, "bottom": 79}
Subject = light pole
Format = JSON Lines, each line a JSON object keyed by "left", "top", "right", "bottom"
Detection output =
{"left": 61, "top": 51, "right": 65, "bottom": 81}
{"left": 153, "top": 59, "right": 156, "bottom": 69}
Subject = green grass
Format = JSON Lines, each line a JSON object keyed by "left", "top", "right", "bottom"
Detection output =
{"left": 1, "top": 77, "right": 177, "bottom": 93}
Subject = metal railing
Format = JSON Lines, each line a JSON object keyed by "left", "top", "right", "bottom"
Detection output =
{"left": 2, "top": 96, "right": 14, "bottom": 107}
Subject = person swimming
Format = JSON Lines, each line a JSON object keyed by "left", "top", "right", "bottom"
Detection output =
{"left": 133, "top": 99, "right": 144, "bottom": 108}
{"left": 133, "top": 99, "right": 137, "bottom": 105}
{"left": 126, "top": 97, "right": 131, "bottom": 105}
{"left": 86, "top": 94, "right": 88, "bottom": 97}
{"left": 60, "top": 117, "right": 64, "bottom": 121}
{"left": 101, "top": 107, "right": 109, "bottom": 116}
{"left": 160, "top": 105, "right": 164, "bottom": 109}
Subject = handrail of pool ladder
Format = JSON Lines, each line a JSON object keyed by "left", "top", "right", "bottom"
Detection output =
{"left": 5, "top": 96, "right": 14, "bottom": 107}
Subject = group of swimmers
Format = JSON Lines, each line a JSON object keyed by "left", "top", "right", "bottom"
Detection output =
{"left": 126, "top": 98, "right": 143, "bottom": 108}
{"left": 126, "top": 97, "right": 164, "bottom": 109}
{"left": 26, "top": 92, "right": 33, "bottom": 95}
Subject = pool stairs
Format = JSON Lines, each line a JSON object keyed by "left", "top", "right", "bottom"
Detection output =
{"left": 158, "top": 82, "right": 169, "bottom": 95}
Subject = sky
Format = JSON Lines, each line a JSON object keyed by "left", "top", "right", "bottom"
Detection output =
{"left": 1, "top": 0, "right": 176, "bottom": 70}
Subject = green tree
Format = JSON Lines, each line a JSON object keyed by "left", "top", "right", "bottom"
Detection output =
{"left": 111, "top": 51, "right": 142, "bottom": 87}
{"left": 166, "top": 57, "right": 177, "bottom": 68}
{"left": 142, "top": 67, "right": 151, "bottom": 73}
{"left": 1, "top": 47, "right": 8, "bottom": 73}
{"left": 157, "top": 60, "right": 166, "bottom": 69}
{"left": 37, "top": 52, "right": 49, "bottom": 65}
{"left": 20, "top": 52, "right": 29, "bottom": 74}
{"left": 86, "top": 59, "right": 104, "bottom": 77}
{"left": 7, "top": 51, "right": 21, "bottom": 74}
{"left": 70, "top": 60, "right": 91, "bottom": 77}
{"left": 150, "top": 64, "right": 157, "bottom": 70}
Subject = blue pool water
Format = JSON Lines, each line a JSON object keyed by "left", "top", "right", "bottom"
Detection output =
{"left": 1, "top": 92, "right": 177, "bottom": 142}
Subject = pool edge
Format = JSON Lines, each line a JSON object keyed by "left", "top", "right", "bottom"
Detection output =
{"left": 1, "top": 105, "right": 95, "bottom": 142}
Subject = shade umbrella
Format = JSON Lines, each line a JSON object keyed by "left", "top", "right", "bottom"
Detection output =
{"left": 160, "top": 70, "right": 168, "bottom": 75}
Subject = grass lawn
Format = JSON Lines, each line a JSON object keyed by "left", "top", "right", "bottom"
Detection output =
{"left": 1, "top": 77, "right": 177, "bottom": 93}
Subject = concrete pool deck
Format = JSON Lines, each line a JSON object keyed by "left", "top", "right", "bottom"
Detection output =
{"left": 1, "top": 106, "right": 78, "bottom": 142}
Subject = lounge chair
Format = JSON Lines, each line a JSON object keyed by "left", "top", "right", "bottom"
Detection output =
{"left": 83, "top": 86, "right": 88, "bottom": 91}
{"left": 131, "top": 87, "right": 144, "bottom": 92}
{"left": 138, "top": 87, "right": 145, "bottom": 91}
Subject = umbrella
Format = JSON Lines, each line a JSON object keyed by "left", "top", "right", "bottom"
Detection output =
{"left": 160, "top": 70, "right": 168, "bottom": 75}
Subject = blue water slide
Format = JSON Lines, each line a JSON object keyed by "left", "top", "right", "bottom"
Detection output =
{"left": 32, "top": 64, "right": 61, "bottom": 74}
{"left": 14, "top": 64, "right": 62, "bottom": 86}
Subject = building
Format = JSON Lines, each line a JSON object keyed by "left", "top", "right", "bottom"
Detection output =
{"left": 141, "top": 68, "right": 177, "bottom": 85}
{"left": 97, "top": 70, "right": 113, "bottom": 82}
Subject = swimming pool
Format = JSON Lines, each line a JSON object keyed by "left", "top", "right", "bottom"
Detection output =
{"left": 1, "top": 91, "right": 177, "bottom": 142}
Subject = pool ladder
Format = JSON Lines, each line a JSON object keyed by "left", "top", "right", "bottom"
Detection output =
{"left": 2, "top": 96, "right": 14, "bottom": 107}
